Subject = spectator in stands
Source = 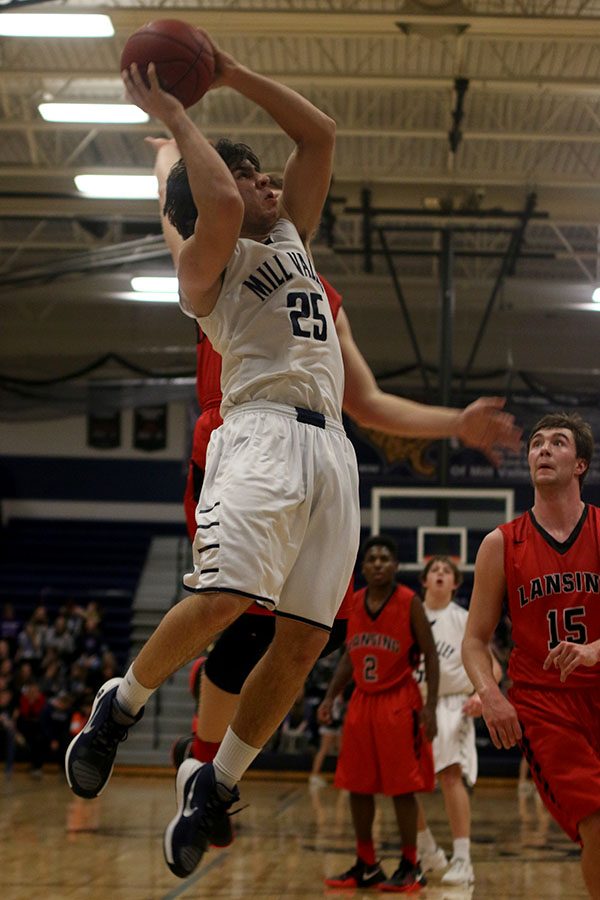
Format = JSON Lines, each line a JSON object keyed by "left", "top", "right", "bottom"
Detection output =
{"left": 84, "top": 600, "right": 104, "bottom": 624}
{"left": 40, "top": 690, "right": 74, "bottom": 765}
{"left": 69, "top": 696, "right": 93, "bottom": 741}
{"left": 30, "top": 604, "right": 50, "bottom": 646}
{"left": 76, "top": 618, "right": 108, "bottom": 691}
{"left": 99, "top": 650, "right": 119, "bottom": 685}
{"left": 45, "top": 614, "right": 75, "bottom": 663}
{"left": 0, "top": 646, "right": 13, "bottom": 689}
{"left": 60, "top": 599, "right": 86, "bottom": 642}
{"left": 15, "top": 621, "right": 45, "bottom": 674}
{"left": 0, "top": 638, "right": 12, "bottom": 666}
{"left": 77, "top": 617, "right": 106, "bottom": 665}
{"left": 13, "top": 661, "right": 35, "bottom": 694}
{"left": 0, "top": 684, "right": 22, "bottom": 775}
{"left": 67, "top": 661, "right": 91, "bottom": 704}
{"left": 0, "top": 651, "right": 13, "bottom": 693}
{"left": 0, "top": 603, "right": 21, "bottom": 656}
{"left": 16, "top": 680, "right": 47, "bottom": 777}
{"left": 39, "top": 648, "right": 67, "bottom": 698}
{"left": 31, "top": 603, "right": 49, "bottom": 624}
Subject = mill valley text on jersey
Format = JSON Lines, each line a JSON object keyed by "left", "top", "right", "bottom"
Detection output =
{"left": 242, "top": 248, "right": 320, "bottom": 301}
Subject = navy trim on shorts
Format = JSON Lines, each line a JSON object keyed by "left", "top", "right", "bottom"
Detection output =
{"left": 198, "top": 501, "right": 220, "bottom": 514}
{"left": 196, "top": 543, "right": 219, "bottom": 554}
{"left": 197, "top": 521, "right": 219, "bottom": 529}
{"left": 181, "top": 580, "right": 276, "bottom": 607}
{"left": 295, "top": 407, "right": 326, "bottom": 429}
{"left": 275, "top": 608, "right": 332, "bottom": 632}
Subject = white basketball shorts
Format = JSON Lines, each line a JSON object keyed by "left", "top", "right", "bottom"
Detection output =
{"left": 183, "top": 401, "right": 360, "bottom": 630}
{"left": 433, "top": 693, "right": 478, "bottom": 787}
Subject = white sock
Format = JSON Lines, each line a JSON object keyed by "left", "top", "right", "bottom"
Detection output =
{"left": 116, "top": 664, "right": 155, "bottom": 716}
{"left": 453, "top": 838, "right": 470, "bottom": 861}
{"left": 417, "top": 827, "right": 437, "bottom": 853}
{"left": 213, "top": 727, "right": 261, "bottom": 790}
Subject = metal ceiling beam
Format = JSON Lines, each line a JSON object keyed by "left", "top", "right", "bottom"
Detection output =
{"left": 0, "top": 196, "right": 157, "bottom": 218}
{"left": 377, "top": 225, "right": 431, "bottom": 393}
{"left": 2, "top": 70, "right": 599, "bottom": 95}
{"left": 460, "top": 192, "right": 538, "bottom": 391}
{"left": 75, "top": 8, "right": 600, "bottom": 40}
{"left": 0, "top": 235, "right": 169, "bottom": 287}
{"left": 3, "top": 120, "right": 600, "bottom": 145}
{"left": 1, "top": 169, "right": 599, "bottom": 191}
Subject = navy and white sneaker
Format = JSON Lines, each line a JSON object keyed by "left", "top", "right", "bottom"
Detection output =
{"left": 65, "top": 677, "right": 143, "bottom": 799}
{"left": 169, "top": 737, "right": 234, "bottom": 848}
{"left": 164, "top": 760, "right": 239, "bottom": 878}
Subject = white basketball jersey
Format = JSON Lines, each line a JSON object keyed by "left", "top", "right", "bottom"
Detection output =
{"left": 415, "top": 601, "right": 474, "bottom": 697}
{"left": 181, "top": 218, "right": 344, "bottom": 421}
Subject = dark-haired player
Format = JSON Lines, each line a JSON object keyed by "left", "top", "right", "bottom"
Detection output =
{"left": 148, "top": 137, "right": 523, "bottom": 791}
{"left": 320, "top": 535, "right": 439, "bottom": 893}
{"left": 66, "top": 33, "right": 521, "bottom": 882}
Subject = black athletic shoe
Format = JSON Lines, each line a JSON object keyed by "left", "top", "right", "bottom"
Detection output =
{"left": 378, "top": 857, "right": 427, "bottom": 893}
{"left": 65, "top": 677, "right": 143, "bottom": 799}
{"left": 171, "top": 735, "right": 194, "bottom": 770}
{"left": 169, "top": 735, "right": 234, "bottom": 847}
{"left": 163, "top": 760, "right": 240, "bottom": 878}
{"left": 324, "top": 858, "right": 387, "bottom": 889}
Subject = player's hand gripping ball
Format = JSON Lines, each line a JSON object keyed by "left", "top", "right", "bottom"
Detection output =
{"left": 120, "top": 19, "right": 215, "bottom": 108}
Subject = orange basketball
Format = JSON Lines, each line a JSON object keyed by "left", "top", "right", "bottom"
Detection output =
{"left": 120, "top": 19, "right": 215, "bottom": 109}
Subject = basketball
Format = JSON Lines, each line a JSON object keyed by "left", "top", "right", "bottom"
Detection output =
{"left": 120, "top": 19, "right": 215, "bottom": 109}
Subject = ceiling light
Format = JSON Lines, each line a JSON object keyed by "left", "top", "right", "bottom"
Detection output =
{"left": 0, "top": 14, "right": 114, "bottom": 38}
{"left": 593, "top": 287, "right": 600, "bottom": 304}
{"left": 75, "top": 174, "right": 158, "bottom": 200}
{"left": 39, "top": 103, "right": 148, "bottom": 124}
{"left": 132, "top": 277, "right": 179, "bottom": 293}
{"left": 122, "top": 292, "right": 180, "bottom": 304}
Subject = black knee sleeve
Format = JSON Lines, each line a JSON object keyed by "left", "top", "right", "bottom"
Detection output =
{"left": 204, "top": 614, "right": 276, "bottom": 694}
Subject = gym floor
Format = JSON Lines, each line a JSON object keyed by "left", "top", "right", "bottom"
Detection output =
{"left": 0, "top": 768, "right": 587, "bottom": 899}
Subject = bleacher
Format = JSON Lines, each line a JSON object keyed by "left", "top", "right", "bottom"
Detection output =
{"left": 0, "top": 518, "right": 179, "bottom": 666}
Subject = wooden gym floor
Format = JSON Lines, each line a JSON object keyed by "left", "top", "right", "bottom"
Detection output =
{"left": 0, "top": 767, "right": 588, "bottom": 899}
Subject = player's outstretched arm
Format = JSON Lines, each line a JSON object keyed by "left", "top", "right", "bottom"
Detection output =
{"left": 462, "top": 531, "right": 521, "bottom": 750}
{"left": 123, "top": 62, "right": 243, "bottom": 314}
{"left": 543, "top": 639, "right": 600, "bottom": 682}
{"left": 147, "top": 137, "right": 184, "bottom": 266}
{"left": 207, "top": 38, "right": 335, "bottom": 243}
{"left": 336, "top": 308, "right": 521, "bottom": 461}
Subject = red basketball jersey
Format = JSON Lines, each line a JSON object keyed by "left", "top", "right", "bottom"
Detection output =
{"left": 318, "top": 274, "right": 342, "bottom": 322}
{"left": 194, "top": 322, "right": 222, "bottom": 414}
{"left": 501, "top": 505, "right": 600, "bottom": 688}
{"left": 346, "top": 585, "right": 418, "bottom": 693}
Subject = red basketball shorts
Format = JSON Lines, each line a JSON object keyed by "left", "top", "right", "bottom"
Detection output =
{"left": 335, "top": 678, "right": 434, "bottom": 796}
{"left": 510, "top": 684, "right": 600, "bottom": 842}
{"left": 184, "top": 408, "right": 223, "bottom": 540}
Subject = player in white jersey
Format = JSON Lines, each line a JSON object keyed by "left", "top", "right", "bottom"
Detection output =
{"left": 179, "top": 215, "right": 358, "bottom": 626}
{"left": 414, "top": 556, "right": 502, "bottom": 886}
{"left": 65, "top": 32, "right": 360, "bottom": 880}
